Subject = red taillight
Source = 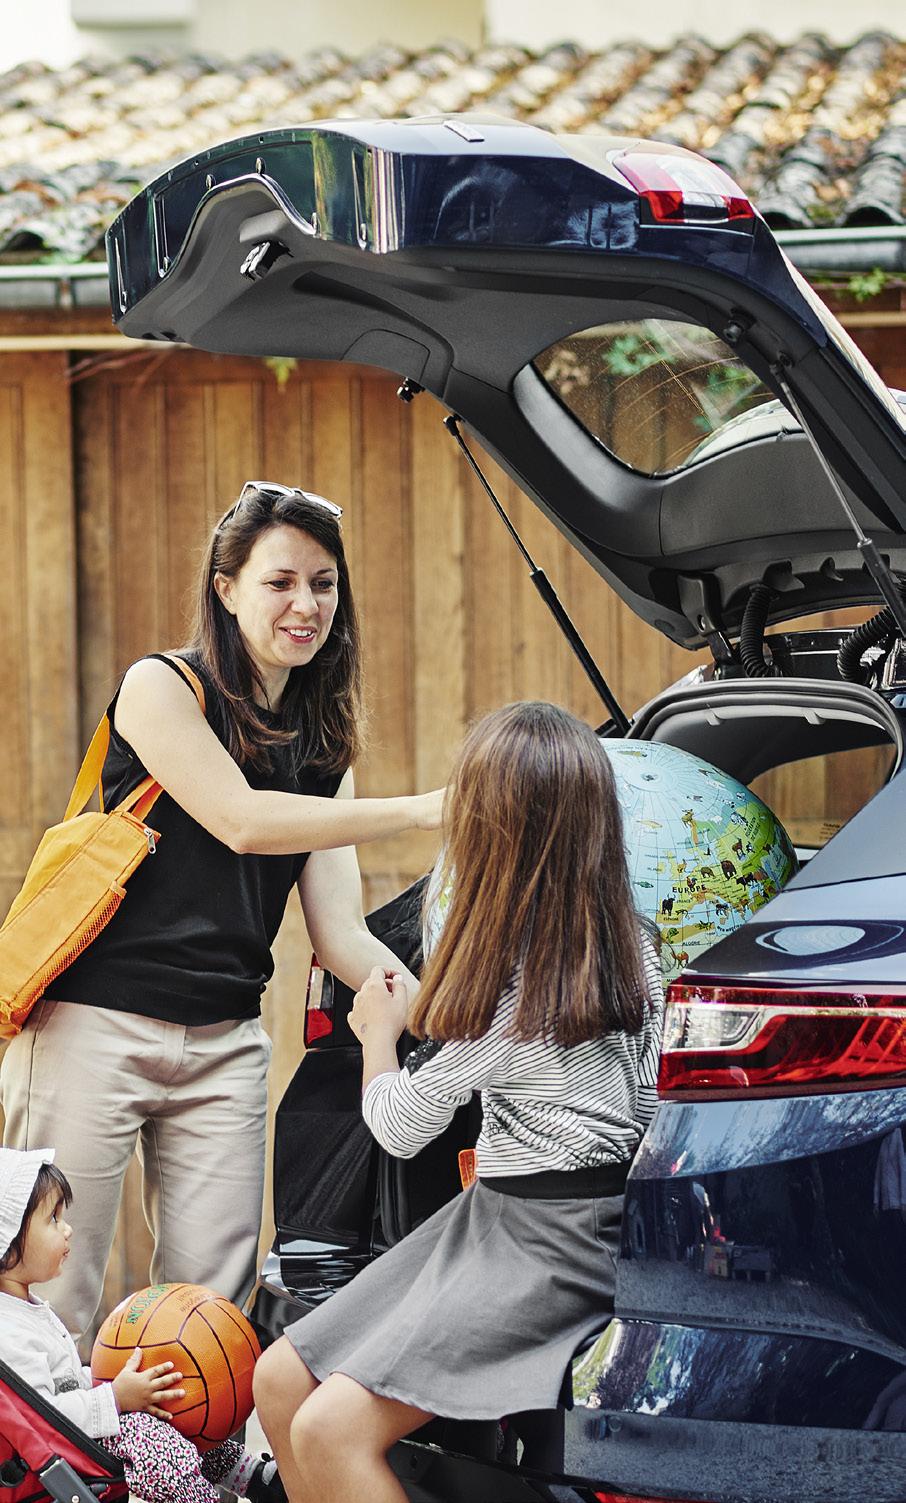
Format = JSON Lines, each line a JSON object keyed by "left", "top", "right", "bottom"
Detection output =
{"left": 303, "top": 957, "right": 334, "bottom": 1046}
{"left": 612, "top": 146, "right": 754, "bottom": 225}
{"left": 660, "top": 983, "right": 906, "bottom": 1099}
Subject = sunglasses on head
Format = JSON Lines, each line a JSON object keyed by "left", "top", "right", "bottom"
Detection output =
{"left": 219, "top": 481, "right": 343, "bottom": 529}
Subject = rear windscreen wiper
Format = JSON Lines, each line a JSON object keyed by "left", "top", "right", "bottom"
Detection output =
{"left": 443, "top": 413, "right": 630, "bottom": 734}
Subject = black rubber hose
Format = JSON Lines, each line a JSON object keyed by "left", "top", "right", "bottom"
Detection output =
{"left": 739, "top": 583, "right": 777, "bottom": 678}
{"left": 837, "top": 602, "right": 901, "bottom": 683}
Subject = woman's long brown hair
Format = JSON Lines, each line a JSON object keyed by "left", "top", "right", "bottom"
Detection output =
{"left": 187, "top": 487, "right": 363, "bottom": 775}
{"left": 409, "top": 702, "right": 647, "bottom": 1047}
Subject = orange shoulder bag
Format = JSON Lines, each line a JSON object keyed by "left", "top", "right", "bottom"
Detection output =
{"left": 0, "top": 656, "right": 205, "bottom": 1038}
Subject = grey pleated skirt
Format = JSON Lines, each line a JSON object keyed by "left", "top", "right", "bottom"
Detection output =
{"left": 283, "top": 1179, "right": 623, "bottom": 1420}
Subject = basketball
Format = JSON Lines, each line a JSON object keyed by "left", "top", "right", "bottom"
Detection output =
{"left": 90, "top": 1283, "right": 261, "bottom": 1450}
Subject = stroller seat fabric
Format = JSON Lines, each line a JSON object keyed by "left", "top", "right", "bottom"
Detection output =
{"left": 0, "top": 1357, "right": 126, "bottom": 1503}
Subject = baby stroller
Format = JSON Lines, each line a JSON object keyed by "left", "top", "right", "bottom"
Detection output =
{"left": 0, "top": 1357, "right": 126, "bottom": 1503}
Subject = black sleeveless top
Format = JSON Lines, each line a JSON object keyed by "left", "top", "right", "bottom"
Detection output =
{"left": 55, "top": 653, "right": 345, "bottom": 1025}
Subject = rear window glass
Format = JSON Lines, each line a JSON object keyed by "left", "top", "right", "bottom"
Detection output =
{"left": 535, "top": 318, "right": 772, "bottom": 476}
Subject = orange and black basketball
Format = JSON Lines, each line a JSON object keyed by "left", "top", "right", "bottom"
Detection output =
{"left": 91, "top": 1282, "right": 261, "bottom": 1450}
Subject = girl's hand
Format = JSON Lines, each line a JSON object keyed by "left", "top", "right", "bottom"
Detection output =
{"left": 112, "top": 1348, "right": 185, "bottom": 1419}
{"left": 350, "top": 967, "right": 409, "bottom": 1045}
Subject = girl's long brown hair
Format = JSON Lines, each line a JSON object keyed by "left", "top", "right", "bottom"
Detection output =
{"left": 409, "top": 702, "right": 647, "bottom": 1047}
{"left": 188, "top": 487, "right": 363, "bottom": 775}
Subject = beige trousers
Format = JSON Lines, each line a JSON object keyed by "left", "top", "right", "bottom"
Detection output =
{"left": 1, "top": 999, "right": 271, "bottom": 1339}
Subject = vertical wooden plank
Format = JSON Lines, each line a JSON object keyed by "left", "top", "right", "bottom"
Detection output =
{"left": 75, "top": 376, "right": 118, "bottom": 739}
{"left": 509, "top": 479, "right": 572, "bottom": 708}
{"left": 262, "top": 368, "right": 312, "bottom": 485}
{"left": 410, "top": 391, "right": 465, "bottom": 789}
{"left": 0, "top": 383, "right": 28, "bottom": 837}
{"left": 164, "top": 380, "right": 211, "bottom": 643}
{"left": 112, "top": 379, "right": 164, "bottom": 669}
{"left": 355, "top": 378, "right": 412, "bottom": 798}
{"left": 22, "top": 355, "right": 79, "bottom": 830}
{"left": 309, "top": 372, "right": 359, "bottom": 586}
{"left": 309, "top": 374, "right": 356, "bottom": 510}
{"left": 211, "top": 381, "right": 262, "bottom": 511}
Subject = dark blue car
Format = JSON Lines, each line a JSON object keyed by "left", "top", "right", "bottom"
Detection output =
{"left": 109, "top": 117, "right": 906, "bottom": 1503}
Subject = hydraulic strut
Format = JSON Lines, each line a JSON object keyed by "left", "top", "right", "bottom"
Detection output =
{"left": 443, "top": 414, "right": 630, "bottom": 734}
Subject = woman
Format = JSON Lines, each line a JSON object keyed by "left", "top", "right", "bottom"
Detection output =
{"left": 253, "top": 700, "right": 664, "bottom": 1503}
{"left": 1, "top": 481, "right": 441, "bottom": 1339}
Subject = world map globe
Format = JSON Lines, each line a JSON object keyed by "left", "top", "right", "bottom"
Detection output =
{"left": 424, "top": 739, "right": 798, "bottom": 982}
{"left": 600, "top": 740, "right": 798, "bottom": 980}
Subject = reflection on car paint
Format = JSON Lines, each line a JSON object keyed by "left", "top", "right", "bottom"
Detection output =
{"left": 572, "top": 1320, "right": 903, "bottom": 1427}
{"left": 621, "top": 1131, "right": 906, "bottom": 1360}
{"left": 635, "top": 1088, "right": 906, "bottom": 1177}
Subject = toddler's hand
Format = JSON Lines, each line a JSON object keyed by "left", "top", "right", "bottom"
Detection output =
{"left": 112, "top": 1348, "right": 185, "bottom": 1419}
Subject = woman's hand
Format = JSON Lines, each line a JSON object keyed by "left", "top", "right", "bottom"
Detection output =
{"left": 112, "top": 1348, "right": 185, "bottom": 1419}
{"left": 350, "top": 967, "right": 410, "bottom": 1045}
{"left": 410, "top": 788, "right": 445, "bottom": 831}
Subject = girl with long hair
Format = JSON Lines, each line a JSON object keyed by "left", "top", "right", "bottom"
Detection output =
{"left": 253, "top": 700, "right": 664, "bottom": 1503}
{"left": 1, "top": 482, "right": 441, "bottom": 1341}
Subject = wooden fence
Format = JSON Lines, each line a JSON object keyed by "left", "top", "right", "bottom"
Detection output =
{"left": 0, "top": 317, "right": 903, "bottom": 1327}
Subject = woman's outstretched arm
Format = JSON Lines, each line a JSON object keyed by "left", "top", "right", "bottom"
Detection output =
{"left": 114, "top": 656, "right": 442, "bottom": 855}
{"left": 298, "top": 770, "right": 421, "bottom": 998}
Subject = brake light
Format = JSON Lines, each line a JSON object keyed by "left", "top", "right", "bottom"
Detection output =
{"left": 303, "top": 957, "right": 334, "bottom": 1045}
{"left": 612, "top": 147, "right": 754, "bottom": 225}
{"left": 660, "top": 982, "right": 906, "bottom": 1099}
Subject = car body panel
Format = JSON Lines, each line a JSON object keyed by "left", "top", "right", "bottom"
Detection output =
{"left": 620, "top": 1102, "right": 906, "bottom": 1360}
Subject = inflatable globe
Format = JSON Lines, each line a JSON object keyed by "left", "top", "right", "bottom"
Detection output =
{"left": 599, "top": 740, "right": 797, "bottom": 979}
{"left": 424, "top": 739, "right": 797, "bottom": 981}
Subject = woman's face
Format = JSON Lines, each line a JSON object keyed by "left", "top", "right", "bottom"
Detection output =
{"left": 214, "top": 524, "right": 339, "bottom": 701}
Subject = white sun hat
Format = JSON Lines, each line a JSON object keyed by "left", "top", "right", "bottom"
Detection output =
{"left": 0, "top": 1147, "right": 56, "bottom": 1262}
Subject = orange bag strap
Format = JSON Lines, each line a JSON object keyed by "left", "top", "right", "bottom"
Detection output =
{"left": 62, "top": 716, "right": 114, "bottom": 822}
{"left": 62, "top": 657, "right": 207, "bottom": 824}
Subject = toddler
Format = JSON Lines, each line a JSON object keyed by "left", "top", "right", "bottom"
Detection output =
{"left": 0, "top": 1146, "right": 284, "bottom": 1503}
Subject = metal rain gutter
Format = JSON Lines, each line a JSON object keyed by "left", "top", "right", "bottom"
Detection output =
{"left": 0, "top": 260, "right": 110, "bottom": 311}
{"left": 775, "top": 223, "right": 906, "bottom": 274}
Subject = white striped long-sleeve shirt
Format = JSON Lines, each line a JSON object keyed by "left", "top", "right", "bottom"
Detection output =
{"left": 362, "top": 936, "right": 664, "bottom": 1177}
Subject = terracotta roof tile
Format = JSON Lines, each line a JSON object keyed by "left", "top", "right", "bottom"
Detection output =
{"left": 0, "top": 31, "right": 903, "bottom": 263}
